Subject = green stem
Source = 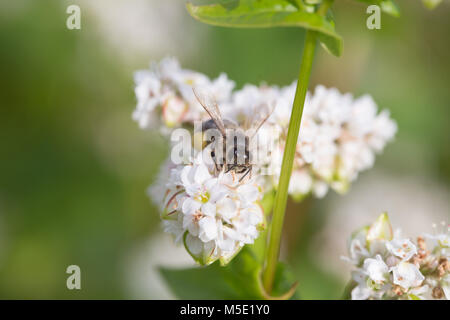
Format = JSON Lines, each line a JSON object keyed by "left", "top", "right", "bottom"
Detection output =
{"left": 262, "top": 0, "right": 333, "bottom": 295}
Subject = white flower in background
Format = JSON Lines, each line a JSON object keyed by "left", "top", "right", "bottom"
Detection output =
{"left": 149, "top": 152, "right": 265, "bottom": 265}
{"left": 288, "top": 85, "right": 397, "bottom": 199}
{"left": 133, "top": 57, "right": 235, "bottom": 132}
{"left": 133, "top": 70, "right": 163, "bottom": 129}
{"left": 224, "top": 84, "right": 279, "bottom": 124}
{"left": 344, "top": 213, "right": 449, "bottom": 300}
{"left": 345, "top": 227, "right": 370, "bottom": 265}
{"left": 246, "top": 83, "right": 397, "bottom": 200}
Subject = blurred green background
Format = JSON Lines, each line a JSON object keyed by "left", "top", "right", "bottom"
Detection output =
{"left": 0, "top": 0, "right": 448, "bottom": 299}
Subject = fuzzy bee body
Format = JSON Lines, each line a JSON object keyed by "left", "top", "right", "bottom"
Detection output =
{"left": 193, "top": 88, "right": 271, "bottom": 182}
{"left": 201, "top": 119, "right": 251, "bottom": 177}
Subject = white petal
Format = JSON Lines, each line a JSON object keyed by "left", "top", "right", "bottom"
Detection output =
{"left": 217, "top": 198, "right": 238, "bottom": 221}
{"left": 202, "top": 202, "right": 216, "bottom": 217}
{"left": 185, "top": 233, "right": 203, "bottom": 255}
{"left": 392, "top": 262, "right": 425, "bottom": 290}
{"left": 386, "top": 238, "right": 417, "bottom": 261}
{"left": 194, "top": 163, "right": 211, "bottom": 184}
{"left": 363, "top": 255, "right": 388, "bottom": 283}
{"left": 198, "top": 216, "right": 218, "bottom": 242}
{"left": 181, "top": 198, "right": 201, "bottom": 215}
{"left": 351, "top": 285, "right": 371, "bottom": 300}
{"left": 180, "top": 165, "right": 194, "bottom": 186}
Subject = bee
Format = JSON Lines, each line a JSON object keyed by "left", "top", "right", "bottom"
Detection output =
{"left": 193, "top": 87, "right": 272, "bottom": 182}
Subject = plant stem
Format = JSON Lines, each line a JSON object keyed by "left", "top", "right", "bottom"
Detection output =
{"left": 262, "top": 30, "right": 316, "bottom": 294}
{"left": 262, "top": 0, "right": 334, "bottom": 295}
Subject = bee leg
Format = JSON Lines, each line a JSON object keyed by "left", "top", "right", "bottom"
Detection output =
{"left": 225, "top": 164, "right": 235, "bottom": 173}
{"left": 214, "top": 160, "right": 220, "bottom": 173}
{"left": 239, "top": 167, "right": 251, "bottom": 182}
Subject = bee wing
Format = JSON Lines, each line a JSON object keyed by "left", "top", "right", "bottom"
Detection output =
{"left": 192, "top": 87, "right": 226, "bottom": 137}
{"left": 250, "top": 103, "right": 274, "bottom": 139}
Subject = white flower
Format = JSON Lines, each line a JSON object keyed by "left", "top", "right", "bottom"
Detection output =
{"left": 270, "top": 81, "right": 296, "bottom": 127}
{"left": 132, "top": 70, "right": 162, "bottom": 129}
{"left": 132, "top": 57, "right": 234, "bottom": 131}
{"left": 135, "top": 60, "right": 397, "bottom": 203}
{"left": 392, "top": 261, "right": 425, "bottom": 290}
{"left": 345, "top": 213, "right": 448, "bottom": 300}
{"left": 162, "top": 217, "right": 184, "bottom": 244}
{"left": 350, "top": 270, "right": 384, "bottom": 300}
{"left": 408, "top": 285, "right": 431, "bottom": 300}
{"left": 135, "top": 60, "right": 399, "bottom": 265}
{"left": 424, "top": 232, "right": 450, "bottom": 250}
{"left": 363, "top": 255, "right": 389, "bottom": 283}
{"left": 347, "top": 228, "right": 370, "bottom": 264}
{"left": 386, "top": 238, "right": 417, "bottom": 261}
{"left": 351, "top": 284, "right": 372, "bottom": 300}
{"left": 312, "top": 181, "right": 328, "bottom": 198}
{"left": 226, "top": 84, "right": 279, "bottom": 124}
{"left": 288, "top": 170, "right": 313, "bottom": 198}
{"left": 286, "top": 85, "right": 396, "bottom": 199}
{"left": 179, "top": 163, "right": 227, "bottom": 237}
{"left": 162, "top": 95, "right": 187, "bottom": 128}
{"left": 151, "top": 151, "right": 264, "bottom": 265}
{"left": 368, "top": 110, "right": 397, "bottom": 152}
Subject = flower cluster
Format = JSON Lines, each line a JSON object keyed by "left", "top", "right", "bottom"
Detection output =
{"left": 133, "top": 57, "right": 234, "bottom": 132}
{"left": 288, "top": 85, "right": 397, "bottom": 198}
{"left": 214, "top": 83, "right": 397, "bottom": 199}
{"left": 149, "top": 152, "right": 265, "bottom": 265}
{"left": 344, "top": 213, "right": 449, "bottom": 300}
{"left": 134, "top": 58, "right": 397, "bottom": 264}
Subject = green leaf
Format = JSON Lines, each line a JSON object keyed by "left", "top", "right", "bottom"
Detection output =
{"left": 186, "top": 0, "right": 342, "bottom": 57}
{"left": 422, "top": 0, "right": 443, "bottom": 10}
{"left": 160, "top": 246, "right": 299, "bottom": 299}
{"left": 271, "top": 262, "right": 301, "bottom": 299}
{"left": 160, "top": 247, "right": 264, "bottom": 299}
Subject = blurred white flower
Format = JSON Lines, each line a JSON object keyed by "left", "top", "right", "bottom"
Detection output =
{"left": 343, "top": 213, "right": 449, "bottom": 300}
{"left": 224, "top": 84, "right": 279, "bottom": 124}
{"left": 133, "top": 71, "right": 162, "bottom": 129}
{"left": 312, "top": 172, "right": 450, "bottom": 281}
{"left": 308, "top": 86, "right": 395, "bottom": 190}
{"left": 283, "top": 85, "right": 397, "bottom": 199}
{"left": 132, "top": 57, "right": 234, "bottom": 132}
